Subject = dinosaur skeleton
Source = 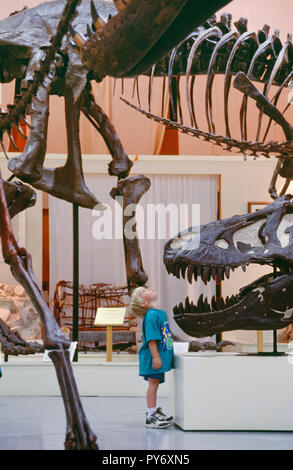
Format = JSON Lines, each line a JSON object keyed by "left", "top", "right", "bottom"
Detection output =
{"left": 0, "top": 0, "right": 234, "bottom": 451}
{"left": 122, "top": 12, "right": 293, "bottom": 199}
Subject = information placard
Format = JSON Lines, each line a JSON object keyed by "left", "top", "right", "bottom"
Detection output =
{"left": 94, "top": 307, "right": 126, "bottom": 326}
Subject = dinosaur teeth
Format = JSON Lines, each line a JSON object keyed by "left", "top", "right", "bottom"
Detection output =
{"left": 201, "top": 267, "right": 210, "bottom": 285}
{"left": 91, "top": 0, "right": 106, "bottom": 29}
{"left": 69, "top": 23, "right": 87, "bottom": 48}
{"left": 181, "top": 265, "right": 187, "bottom": 279}
{"left": 175, "top": 290, "right": 243, "bottom": 318}
{"left": 174, "top": 263, "right": 181, "bottom": 279}
{"left": 211, "top": 267, "right": 217, "bottom": 280}
{"left": 171, "top": 263, "right": 244, "bottom": 284}
{"left": 90, "top": 0, "right": 106, "bottom": 32}
{"left": 203, "top": 298, "right": 210, "bottom": 312}
{"left": 219, "top": 298, "right": 226, "bottom": 309}
{"left": 196, "top": 265, "right": 202, "bottom": 280}
{"left": 197, "top": 294, "right": 204, "bottom": 311}
{"left": 113, "top": 0, "right": 129, "bottom": 11}
{"left": 217, "top": 267, "right": 224, "bottom": 281}
{"left": 187, "top": 265, "right": 193, "bottom": 284}
{"left": 165, "top": 263, "right": 172, "bottom": 275}
{"left": 86, "top": 24, "right": 93, "bottom": 37}
{"left": 211, "top": 295, "right": 218, "bottom": 311}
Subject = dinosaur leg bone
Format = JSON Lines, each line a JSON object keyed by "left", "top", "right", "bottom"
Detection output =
{"left": 29, "top": 86, "right": 103, "bottom": 209}
{"left": 110, "top": 175, "right": 150, "bottom": 287}
{"left": 8, "top": 54, "right": 52, "bottom": 183}
{"left": 0, "top": 172, "right": 70, "bottom": 350}
{"left": 82, "top": 90, "right": 133, "bottom": 179}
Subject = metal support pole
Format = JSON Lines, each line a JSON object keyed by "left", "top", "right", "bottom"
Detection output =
{"left": 215, "top": 280, "right": 222, "bottom": 349}
{"left": 72, "top": 203, "right": 79, "bottom": 362}
{"left": 273, "top": 264, "right": 278, "bottom": 355}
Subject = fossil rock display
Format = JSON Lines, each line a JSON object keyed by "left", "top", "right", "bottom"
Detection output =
{"left": 0, "top": 284, "right": 41, "bottom": 340}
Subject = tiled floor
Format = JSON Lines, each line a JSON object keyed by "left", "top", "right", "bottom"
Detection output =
{"left": 1, "top": 396, "right": 293, "bottom": 450}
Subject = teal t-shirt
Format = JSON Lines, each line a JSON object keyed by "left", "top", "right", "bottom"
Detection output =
{"left": 139, "top": 307, "right": 174, "bottom": 376}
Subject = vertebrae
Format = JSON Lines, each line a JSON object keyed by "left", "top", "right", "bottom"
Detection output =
{"left": 121, "top": 97, "right": 293, "bottom": 159}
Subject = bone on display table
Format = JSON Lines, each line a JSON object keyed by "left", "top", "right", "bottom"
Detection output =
{"left": 168, "top": 352, "right": 293, "bottom": 431}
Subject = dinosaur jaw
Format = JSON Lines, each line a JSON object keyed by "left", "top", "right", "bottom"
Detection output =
{"left": 80, "top": 0, "right": 233, "bottom": 79}
{"left": 173, "top": 272, "right": 293, "bottom": 337}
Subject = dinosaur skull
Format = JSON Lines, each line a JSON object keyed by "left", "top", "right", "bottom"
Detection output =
{"left": 163, "top": 195, "right": 293, "bottom": 337}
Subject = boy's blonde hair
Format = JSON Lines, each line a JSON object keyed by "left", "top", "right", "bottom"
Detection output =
{"left": 129, "top": 287, "right": 148, "bottom": 318}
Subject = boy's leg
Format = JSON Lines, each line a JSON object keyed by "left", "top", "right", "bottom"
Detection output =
{"left": 146, "top": 378, "right": 160, "bottom": 410}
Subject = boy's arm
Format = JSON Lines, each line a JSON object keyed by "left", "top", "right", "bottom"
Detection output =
{"left": 149, "top": 340, "right": 162, "bottom": 370}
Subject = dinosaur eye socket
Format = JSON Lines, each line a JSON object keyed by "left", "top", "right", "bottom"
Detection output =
{"left": 233, "top": 218, "right": 267, "bottom": 252}
{"left": 170, "top": 232, "right": 197, "bottom": 250}
{"left": 277, "top": 214, "right": 293, "bottom": 248}
{"left": 215, "top": 239, "right": 229, "bottom": 249}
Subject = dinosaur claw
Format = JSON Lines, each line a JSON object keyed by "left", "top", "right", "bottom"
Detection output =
{"left": 90, "top": 0, "right": 106, "bottom": 31}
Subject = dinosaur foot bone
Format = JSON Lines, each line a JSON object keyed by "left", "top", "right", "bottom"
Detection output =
{"left": 0, "top": 318, "right": 44, "bottom": 356}
{"left": 8, "top": 156, "right": 43, "bottom": 184}
{"left": 28, "top": 165, "right": 104, "bottom": 210}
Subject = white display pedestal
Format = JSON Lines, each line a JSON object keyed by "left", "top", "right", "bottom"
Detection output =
{"left": 169, "top": 352, "right": 293, "bottom": 431}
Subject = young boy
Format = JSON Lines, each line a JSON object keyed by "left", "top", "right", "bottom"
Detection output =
{"left": 129, "top": 286, "right": 174, "bottom": 429}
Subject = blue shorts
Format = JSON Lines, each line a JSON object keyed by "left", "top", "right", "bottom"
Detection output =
{"left": 142, "top": 373, "right": 165, "bottom": 384}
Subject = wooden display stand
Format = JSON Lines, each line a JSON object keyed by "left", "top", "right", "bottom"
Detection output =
{"left": 94, "top": 307, "right": 126, "bottom": 362}
{"left": 257, "top": 331, "right": 264, "bottom": 352}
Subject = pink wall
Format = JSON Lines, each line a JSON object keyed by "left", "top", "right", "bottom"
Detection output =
{"left": 0, "top": 0, "right": 292, "bottom": 156}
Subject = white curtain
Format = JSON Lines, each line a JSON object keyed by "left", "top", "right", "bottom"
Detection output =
{"left": 49, "top": 172, "right": 218, "bottom": 340}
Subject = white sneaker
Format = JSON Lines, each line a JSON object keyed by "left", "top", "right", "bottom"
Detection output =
{"left": 145, "top": 410, "right": 172, "bottom": 429}
{"left": 155, "top": 407, "right": 174, "bottom": 422}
